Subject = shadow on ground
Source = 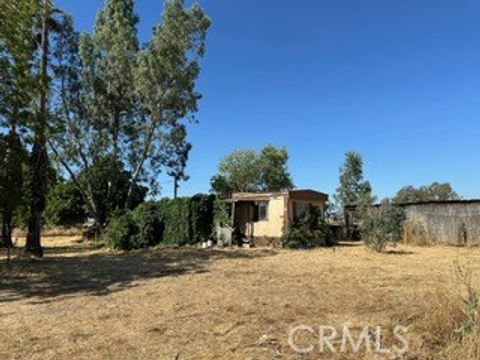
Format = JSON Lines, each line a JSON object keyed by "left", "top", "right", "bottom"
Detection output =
{"left": 0, "top": 245, "right": 277, "bottom": 304}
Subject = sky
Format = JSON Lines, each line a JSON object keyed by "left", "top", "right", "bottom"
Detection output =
{"left": 56, "top": 0, "right": 480, "bottom": 200}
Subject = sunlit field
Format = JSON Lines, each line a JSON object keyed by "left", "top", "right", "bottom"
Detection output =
{"left": 1, "top": 237, "right": 480, "bottom": 360}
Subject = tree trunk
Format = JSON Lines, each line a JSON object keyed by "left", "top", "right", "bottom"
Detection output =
{"left": 343, "top": 207, "right": 351, "bottom": 241}
{"left": 25, "top": 0, "right": 50, "bottom": 258}
{"left": 25, "top": 139, "right": 48, "bottom": 257}
{"left": 1, "top": 208, "right": 13, "bottom": 248}
{"left": 173, "top": 177, "right": 178, "bottom": 199}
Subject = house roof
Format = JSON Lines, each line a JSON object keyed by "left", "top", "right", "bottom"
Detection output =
{"left": 227, "top": 189, "right": 328, "bottom": 202}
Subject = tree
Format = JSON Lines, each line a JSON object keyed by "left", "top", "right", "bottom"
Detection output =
{"left": 164, "top": 124, "right": 192, "bottom": 199}
{"left": 0, "top": 134, "right": 28, "bottom": 247}
{"left": 210, "top": 145, "right": 294, "bottom": 194}
{"left": 0, "top": 0, "right": 53, "bottom": 256}
{"left": 393, "top": 182, "right": 460, "bottom": 203}
{"left": 259, "top": 145, "right": 294, "bottom": 191}
{"left": 212, "top": 149, "right": 262, "bottom": 193}
{"left": 44, "top": 159, "right": 147, "bottom": 228}
{"left": 334, "top": 151, "right": 375, "bottom": 238}
{"left": 25, "top": 0, "right": 54, "bottom": 257}
{"left": 0, "top": 1, "right": 39, "bottom": 247}
{"left": 49, "top": 0, "right": 210, "bottom": 226}
{"left": 77, "top": 158, "right": 148, "bottom": 226}
{"left": 44, "top": 181, "right": 86, "bottom": 227}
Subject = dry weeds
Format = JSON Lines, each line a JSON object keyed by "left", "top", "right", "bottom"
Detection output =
{"left": 1, "top": 237, "right": 480, "bottom": 359}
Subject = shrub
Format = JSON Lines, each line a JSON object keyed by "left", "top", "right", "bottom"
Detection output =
{"left": 107, "top": 204, "right": 164, "bottom": 250}
{"left": 361, "top": 201, "right": 405, "bottom": 252}
{"left": 107, "top": 194, "right": 216, "bottom": 249}
{"left": 189, "top": 194, "right": 215, "bottom": 244}
{"left": 156, "top": 197, "right": 191, "bottom": 245}
{"left": 283, "top": 205, "right": 334, "bottom": 249}
{"left": 213, "top": 199, "right": 231, "bottom": 228}
{"left": 454, "top": 261, "right": 480, "bottom": 337}
{"left": 106, "top": 211, "right": 139, "bottom": 250}
{"left": 132, "top": 202, "right": 164, "bottom": 248}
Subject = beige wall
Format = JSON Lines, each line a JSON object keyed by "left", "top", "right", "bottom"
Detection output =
{"left": 251, "top": 195, "right": 286, "bottom": 238}
{"left": 242, "top": 195, "right": 327, "bottom": 239}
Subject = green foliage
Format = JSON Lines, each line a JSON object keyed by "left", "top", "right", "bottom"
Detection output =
{"left": 393, "top": 182, "right": 460, "bottom": 203}
{"left": 107, "top": 194, "right": 215, "bottom": 249}
{"left": 360, "top": 201, "right": 406, "bottom": 252}
{"left": 43, "top": 157, "right": 147, "bottom": 228}
{"left": 210, "top": 175, "right": 234, "bottom": 195}
{"left": 210, "top": 144, "right": 294, "bottom": 194}
{"left": 259, "top": 144, "right": 294, "bottom": 191}
{"left": 157, "top": 195, "right": 214, "bottom": 245}
{"left": 334, "top": 151, "right": 375, "bottom": 208}
{"left": 283, "top": 205, "right": 334, "bottom": 249}
{"left": 213, "top": 199, "right": 231, "bottom": 227}
{"left": 132, "top": 202, "right": 164, "bottom": 248}
{"left": 189, "top": 194, "right": 215, "bottom": 244}
{"left": 106, "top": 211, "right": 139, "bottom": 250}
{"left": 107, "top": 203, "right": 164, "bottom": 250}
{"left": 214, "top": 149, "right": 261, "bottom": 193}
{"left": 0, "top": 0, "right": 39, "bottom": 130}
{"left": 44, "top": 181, "right": 85, "bottom": 227}
{"left": 164, "top": 124, "right": 192, "bottom": 198}
{"left": 50, "top": 0, "right": 210, "bottom": 225}
{"left": 156, "top": 197, "right": 191, "bottom": 245}
{"left": 78, "top": 157, "right": 148, "bottom": 225}
{"left": 454, "top": 261, "right": 480, "bottom": 337}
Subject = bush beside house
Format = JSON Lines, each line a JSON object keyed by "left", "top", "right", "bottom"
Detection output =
{"left": 283, "top": 205, "right": 335, "bottom": 249}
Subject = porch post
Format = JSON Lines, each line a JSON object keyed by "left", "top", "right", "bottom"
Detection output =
{"left": 230, "top": 201, "right": 236, "bottom": 246}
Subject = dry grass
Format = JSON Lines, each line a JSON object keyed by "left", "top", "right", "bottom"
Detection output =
{"left": 13, "top": 227, "right": 83, "bottom": 240}
{"left": 1, "top": 238, "right": 480, "bottom": 360}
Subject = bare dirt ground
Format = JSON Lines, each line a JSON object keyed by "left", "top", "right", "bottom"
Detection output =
{"left": 1, "top": 237, "right": 480, "bottom": 359}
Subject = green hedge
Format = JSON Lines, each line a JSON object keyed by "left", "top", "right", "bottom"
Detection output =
{"left": 189, "top": 194, "right": 215, "bottom": 244}
{"left": 156, "top": 197, "right": 191, "bottom": 245}
{"left": 107, "top": 194, "right": 215, "bottom": 250}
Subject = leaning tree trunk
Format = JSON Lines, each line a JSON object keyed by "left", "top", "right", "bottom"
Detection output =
{"left": 25, "top": 0, "right": 50, "bottom": 258}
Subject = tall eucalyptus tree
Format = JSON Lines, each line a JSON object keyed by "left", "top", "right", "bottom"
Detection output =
{"left": 50, "top": 0, "right": 211, "bottom": 226}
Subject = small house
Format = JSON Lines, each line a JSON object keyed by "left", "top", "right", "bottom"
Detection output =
{"left": 220, "top": 189, "right": 328, "bottom": 246}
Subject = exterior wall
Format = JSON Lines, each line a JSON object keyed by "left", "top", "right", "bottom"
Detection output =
{"left": 403, "top": 202, "right": 480, "bottom": 245}
{"left": 251, "top": 194, "right": 286, "bottom": 238}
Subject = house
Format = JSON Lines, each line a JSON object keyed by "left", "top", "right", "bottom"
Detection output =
{"left": 220, "top": 189, "right": 328, "bottom": 246}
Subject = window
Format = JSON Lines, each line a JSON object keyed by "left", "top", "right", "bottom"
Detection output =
{"left": 294, "top": 202, "right": 309, "bottom": 220}
{"left": 253, "top": 201, "right": 269, "bottom": 222}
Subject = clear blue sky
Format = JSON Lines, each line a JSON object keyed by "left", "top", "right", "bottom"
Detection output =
{"left": 56, "top": 0, "right": 480, "bottom": 200}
